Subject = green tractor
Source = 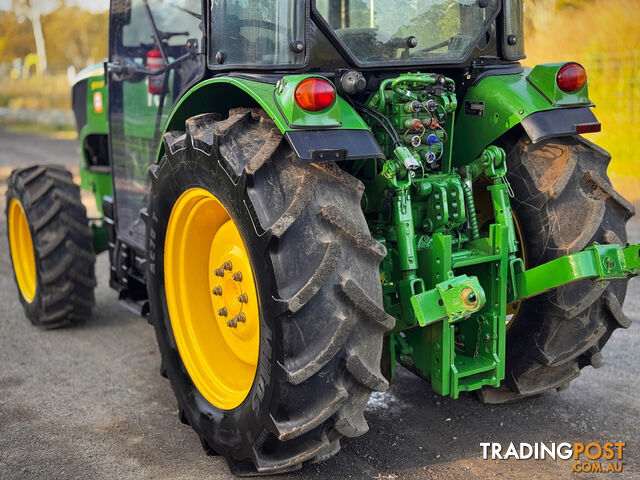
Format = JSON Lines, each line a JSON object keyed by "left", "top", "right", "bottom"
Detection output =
{"left": 6, "top": 0, "right": 638, "bottom": 474}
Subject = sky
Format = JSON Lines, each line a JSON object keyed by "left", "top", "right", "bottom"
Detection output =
{"left": 0, "top": 0, "right": 109, "bottom": 13}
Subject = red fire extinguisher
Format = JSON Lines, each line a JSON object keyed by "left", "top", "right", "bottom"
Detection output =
{"left": 147, "top": 46, "right": 165, "bottom": 95}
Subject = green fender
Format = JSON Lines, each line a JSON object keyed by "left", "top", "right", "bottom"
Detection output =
{"left": 160, "top": 76, "right": 381, "bottom": 164}
{"left": 452, "top": 63, "right": 595, "bottom": 165}
{"left": 71, "top": 64, "right": 112, "bottom": 253}
{"left": 72, "top": 66, "right": 112, "bottom": 206}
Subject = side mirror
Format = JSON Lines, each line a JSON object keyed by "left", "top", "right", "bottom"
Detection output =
{"left": 107, "top": 56, "right": 146, "bottom": 83}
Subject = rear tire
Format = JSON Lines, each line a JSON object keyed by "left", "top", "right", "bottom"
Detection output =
{"left": 6, "top": 165, "right": 96, "bottom": 328}
{"left": 146, "top": 109, "right": 394, "bottom": 474}
{"left": 479, "top": 135, "right": 634, "bottom": 403}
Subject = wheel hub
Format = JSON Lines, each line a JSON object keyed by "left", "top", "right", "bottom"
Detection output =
{"left": 164, "top": 188, "right": 260, "bottom": 410}
{"left": 208, "top": 220, "right": 259, "bottom": 363}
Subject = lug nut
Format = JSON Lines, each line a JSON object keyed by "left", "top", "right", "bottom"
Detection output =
{"left": 212, "top": 286, "right": 222, "bottom": 296}
{"left": 217, "top": 307, "right": 228, "bottom": 317}
{"left": 227, "top": 312, "right": 246, "bottom": 328}
{"left": 232, "top": 272, "right": 243, "bottom": 282}
{"left": 222, "top": 261, "right": 233, "bottom": 271}
{"left": 214, "top": 268, "right": 224, "bottom": 277}
{"left": 237, "top": 293, "right": 248, "bottom": 304}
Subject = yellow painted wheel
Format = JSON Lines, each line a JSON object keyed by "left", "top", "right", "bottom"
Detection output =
{"left": 164, "top": 188, "right": 260, "bottom": 410}
{"left": 8, "top": 198, "right": 37, "bottom": 303}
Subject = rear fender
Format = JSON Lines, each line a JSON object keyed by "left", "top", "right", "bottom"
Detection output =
{"left": 161, "top": 76, "right": 384, "bottom": 164}
{"left": 453, "top": 64, "right": 597, "bottom": 165}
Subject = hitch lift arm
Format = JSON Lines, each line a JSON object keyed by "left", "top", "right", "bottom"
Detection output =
{"left": 514, "top": 243, "right": 640, "bottom": 300}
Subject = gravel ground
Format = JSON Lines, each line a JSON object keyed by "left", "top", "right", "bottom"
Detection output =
{"left": 0, "top": 127, "right": 638, "bottom": 479}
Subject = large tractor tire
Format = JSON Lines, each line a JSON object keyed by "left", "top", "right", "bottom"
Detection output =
{"left": 6, "top": 165, "right": 96, "bottom": 328}
{"left": 146, "top": 108, "right": 394, "bottom": 474}
{"left": 479, "top": 135, "right": 634, "bottom": 403}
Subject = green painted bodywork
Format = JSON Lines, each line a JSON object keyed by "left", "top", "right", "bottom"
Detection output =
{"left": 527, "top": 63, "right": 591, "bottom": 107}
{"left": 75, "top": 65, "right": 112, "bottom": 254}
{"left": 165, "top": 76, "right": 368, "bottom": 134}
{"left": 76, "top": 68, "right": 110, "bottom": 196}
{"left": 158, "top": 75, "right": 371, "bottom": 167}
{"left": 453, "top": 63, "right": 594, "bottom": 163}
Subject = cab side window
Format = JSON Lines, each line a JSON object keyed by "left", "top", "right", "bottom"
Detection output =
{"left": 210, "top": 0, "right": 305, "bottom": 66}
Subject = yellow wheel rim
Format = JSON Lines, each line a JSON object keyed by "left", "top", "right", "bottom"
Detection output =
{"left": 164, "top": 188, "right": 260, "bottom": 410}
{"left": 8, "top": 199, "right": 37, "bottom": 303}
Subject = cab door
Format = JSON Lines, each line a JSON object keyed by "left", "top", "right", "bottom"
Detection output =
{"left": 107, "top": 0, "right": 204, "bottom": 249}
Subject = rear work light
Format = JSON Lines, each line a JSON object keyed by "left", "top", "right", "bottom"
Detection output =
{"left": 557, "top": 63, "right": 587, "bottom": 92}
{"left": 294, "top": 78, "right": 336, "bottom": 112}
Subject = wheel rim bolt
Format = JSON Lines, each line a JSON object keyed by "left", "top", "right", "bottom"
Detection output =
{"left": 214, "top": 268, "right": 225, "bottom": 277}
{"left": 227, "top": 312, "right": 246, "bottom": 328}
{"left": 222, "top": 261, "right": 233, "bottom": 271}
{"left": 217, "top": 307, "right": 228, "bottom": 317}
{"left": 232, "top": 272, "right": 243, "bottom": 282}
{"left": 237, "top": 293, "right": 248, "bottom": 303}
{"left": 212, "top": 286, "right": 223, "bottom": 296}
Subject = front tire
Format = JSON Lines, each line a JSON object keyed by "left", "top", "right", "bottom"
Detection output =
{"left": 146, "top": 109, "right": 394, "bottom": 474}
{"left": 479, "top": 135, "right": 634, "bottom": 403}
{"left": 6, "top": 165, "right": 96, "bottom": 328}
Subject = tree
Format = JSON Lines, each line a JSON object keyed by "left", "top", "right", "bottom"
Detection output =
{"left": 11, "top": 0, "right": 48, "bottom": 74}
{"left": 0, "top": 11, "right": 35, "bottom": 63}
{"left": 42, "top": 7, "right": 108, "bottom": 71}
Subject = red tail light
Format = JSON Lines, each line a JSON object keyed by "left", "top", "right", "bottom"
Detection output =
{"left": 557, "top": 63, "right": 587, "bottom": 92}
{"left": 294, "top": 78, "right": 336, "bottom": 112}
